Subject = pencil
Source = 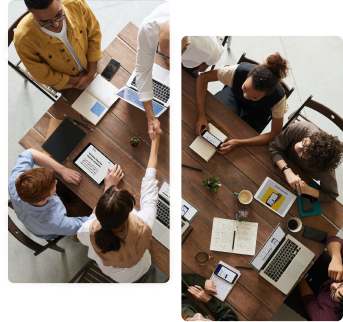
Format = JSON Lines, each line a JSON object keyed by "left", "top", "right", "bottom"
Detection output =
{"left": 182, "top": 164, "right": 202, "bottom": 172}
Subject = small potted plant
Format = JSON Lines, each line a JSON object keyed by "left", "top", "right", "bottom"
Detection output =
{"left": 130, "top": 136, "right": 141, "bottom": 147}
{"left": 202, "top": 176, "right": 221, "bottom": 192}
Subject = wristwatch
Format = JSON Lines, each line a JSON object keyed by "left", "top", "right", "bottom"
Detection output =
{"left": 281, "top": 165, "right": 289, "bottom": 173}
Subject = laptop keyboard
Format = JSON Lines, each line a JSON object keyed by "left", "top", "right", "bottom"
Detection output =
{"left": 131, "top": 77, "right": 170, "bottom": 103}
{"left": 264, "top": 239, "right": 301, "bottom": 282}
{"left": 157, "top": 199, "right": 170, "bottom": 228}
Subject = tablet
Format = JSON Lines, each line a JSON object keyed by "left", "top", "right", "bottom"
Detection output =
{"left": 74, "top": 144, "right": 115, "bottom": 185}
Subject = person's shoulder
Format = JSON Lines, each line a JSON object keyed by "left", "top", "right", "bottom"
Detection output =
{"left": 63, "top": 0, "right": 86, "bottom": 10}
{"left": 13, "top": 13, "right": 36, "bottom": 46}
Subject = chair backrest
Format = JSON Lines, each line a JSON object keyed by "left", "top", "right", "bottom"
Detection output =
{"left": 8, "top": 11, "right": 29, "bottom": 47}
{"left": 69, "top": 260, "right": 116, "bottom": 283}
{"left": 283, "top": 95, "right": 343, "bottom": 131}
{"left": 237, "top": 52, "right": 294, "bottom": 99}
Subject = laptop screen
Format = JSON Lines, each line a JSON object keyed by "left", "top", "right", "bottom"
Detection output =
{"left": 250, "top": 226, "right": 286, "bottom": 271}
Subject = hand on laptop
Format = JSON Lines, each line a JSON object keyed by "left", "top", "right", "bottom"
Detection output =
{"left": 74, "top": 73, "right": 94, "bottom": 90}
{"left": 148, "top": 118, "right": 162, "bottom": 140}
{"left": 195, "top": 114, "right": 208, "bottom": 136}
{"left": 104, "top": 164, "right": 124, "bottom": 191}
{"left": 328, "top": 256, "right": 343, "bottom": 281}
{"left": 218, "top": 139, "right": 240, "bottom": 154}
{"left": 60, "top": 167, "right": 82, "bottom": 185}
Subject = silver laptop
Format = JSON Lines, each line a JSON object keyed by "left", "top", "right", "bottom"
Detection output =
{"left": 127, "top": 63, "right": 170, "bottom": 107}
{"left": 152, "top": 182, "right": 197, "bottom": 249}
{"left": 250, "top": 225, "right": 315, "bottom": 295}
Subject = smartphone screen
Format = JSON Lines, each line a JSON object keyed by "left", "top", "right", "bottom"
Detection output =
{"left": 201, "top": 130, "right": 222, "bottom": 148}
{"left": 214, "top": 264, "right": 238, "bottom": 284}
{"left": 101, "top": 59, "right": 120, "bottom": 81}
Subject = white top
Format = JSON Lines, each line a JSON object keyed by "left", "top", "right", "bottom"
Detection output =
{"left": 77, "top": 168, "right": 159, "bottom": 283}
{"left": 217, "top": 64, "right": 287, "bottom": 118}
{"left": 41, "top": 20, "right": 83, "bottom": 72}
{"left": 182, "top": 36, "right": 223, "bottom": 68}
{"left": 135, "top": 2, "right": 169, "bottom": 102}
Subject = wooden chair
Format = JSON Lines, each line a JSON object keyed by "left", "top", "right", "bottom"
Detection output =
{"left": 69, "top": 260, "right": 116, "bottom": 283}
{"left": 8, "top": 11, "right": 60, "bottom": 102}
{"left": 8, "top": 200, "right": 65, "bottom": 256}
{"left": 283, "top": 95, "right": 343, "bottom": 131}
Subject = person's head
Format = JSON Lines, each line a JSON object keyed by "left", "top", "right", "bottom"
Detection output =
{"left": 15, "top": 168, "right": 57, "bottom": 205}
{"left": 158, "top": 21, "right": 170, "bottom": 59}
{"left": 24, "top": 0, "right": 64, "bottom": 32}
{"left": 94, "top": 187, "right": 135, "bottom": 253}
{"left": 242, "top": 52, "right": 289, "bottom": 101}
{"left": 294, "top": 131, "right": 343, "bottom": 171}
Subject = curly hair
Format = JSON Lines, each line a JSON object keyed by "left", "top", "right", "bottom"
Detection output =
{"left": 305, "top": 132, "right": 343, "bottom": 172}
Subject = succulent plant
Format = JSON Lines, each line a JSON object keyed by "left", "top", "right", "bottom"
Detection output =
{"left": 130, "top": 136, "right": 141, "bottom": 147}
{"left": 202, "top": 176, "right": 221, "bottom": 193}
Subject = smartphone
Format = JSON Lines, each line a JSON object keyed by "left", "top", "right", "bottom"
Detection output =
{"left": 266, "top": 192, "right": 281, "bottom": 207}
{"left": 201, "top": 129, "right": 222, "bottom": 148}
{"left": 214, "top": 264, "right": 238, "bottom": 284}
{"left": 302, "top": 225, "right": 327, "bottom": 243}
{"left": 101, "top": 59, "right": 120, "bottom": 81}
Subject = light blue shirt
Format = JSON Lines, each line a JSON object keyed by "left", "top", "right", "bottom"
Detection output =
{"left": 8, "top": 150, "right": 88, "bottom": 240}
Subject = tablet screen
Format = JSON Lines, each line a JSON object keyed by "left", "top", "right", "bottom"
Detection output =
{"left": 74, "top": 144, "right": 115, "bottom": 184}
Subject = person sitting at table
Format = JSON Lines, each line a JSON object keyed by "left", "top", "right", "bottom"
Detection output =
{"left": 77, "top": 132, "right": 166, "bottom": 283}
{"left": 135, "top": 2, "right": 169, "bottom": 140}
{"left": 195, "top": 52, "right": 289, "bottom": 152}
{"left": 182, "top": 36, "right": 223, "bottom": 74}
{"left": 8, "top": 148, "right": 88, "bottom": 240}
{"left": 269, "top": 120, "right": 343, "bottom": 201}
{"left": 14, "top": 0, "right": 102, "bottom": 91}
{"left": 182, "top": 273, "right": 238, "bottom": 321}
{"left": 298, "top": 236, "right": 343, "bottom": 321}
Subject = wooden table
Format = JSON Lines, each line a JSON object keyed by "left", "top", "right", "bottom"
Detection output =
{"left": 181, "top": 69, "right": 341, "bottom": 320}
{"left": 19, "top": 23, "right": 170, "bottom": 277}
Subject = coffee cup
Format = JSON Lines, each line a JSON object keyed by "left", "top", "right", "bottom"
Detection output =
{"left": 287, "top": 217, "right": 302, "bottom": 233}
{"left": 238, "top": 189, "right": 253, "bottom": 205}
{"left": 195, "top": 252, "right": 212, "bottom": 265}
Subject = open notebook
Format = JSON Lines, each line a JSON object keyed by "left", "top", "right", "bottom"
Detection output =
{"left": 189, "top": 123, "right": 227, "bottom": 162}
{"left": 72, "top": 75, "right": 119, "bottom": 125}
{"left": 210, "top": 217, "right": 258, "bottom": 256}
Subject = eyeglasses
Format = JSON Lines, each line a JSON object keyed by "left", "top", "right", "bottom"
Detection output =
{"left": 38, "top": 9, "right": 65, "bottom": 29}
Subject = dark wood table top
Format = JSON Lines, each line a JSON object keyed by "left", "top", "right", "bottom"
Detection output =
{"left": 181, "top": 69, "right": 340, "bottom": 320}
{"left": 19, "top": 23, "right": 170, "bottom": 277}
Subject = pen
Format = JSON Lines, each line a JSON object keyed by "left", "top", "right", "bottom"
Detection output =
{"left": 182, "top": 164, "right": 202, "bottom": 172}
{"left": 232, "top": 230, "right": 236, "bottom": 251}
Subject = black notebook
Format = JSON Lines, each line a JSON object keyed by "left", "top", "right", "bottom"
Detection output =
{"left": 42, "top": 118, "right": 86, "bottom": 163}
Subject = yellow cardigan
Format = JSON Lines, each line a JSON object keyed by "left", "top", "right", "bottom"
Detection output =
{"left": 14, "top": 0, "right": 102, "bottom": 90}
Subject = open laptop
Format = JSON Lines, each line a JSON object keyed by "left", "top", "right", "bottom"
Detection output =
{"left": 127, "top": 63, "right": 170, "bottom": 107}
{"left": 152, "top": 182, "right": 197, "bottom": 249}
{"left": 250, "top": 225, "right": 315, "bottom": 295}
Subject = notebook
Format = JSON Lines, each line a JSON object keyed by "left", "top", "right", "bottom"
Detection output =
{"left": 42, "top": 118, "right": 86, "bottom": 163}
{"left": 189, "top": 123, "right": 227, "bottom": 162}
{"left": 210, "top": 217, "right": 258, "bottom": 256}
{"left": 72, "top": 75, "right": 119, "bottom": 125}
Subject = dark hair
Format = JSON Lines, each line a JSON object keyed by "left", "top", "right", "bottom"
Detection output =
{"left": 306, "top": 132, "right": 343, "bottom": 172}
{"left": 248, "top": 52, "right": 289, "bottom": 93}
{"left": 16, "top": 168, "right": 55, "bottom": 204}
{"left": 24, "top": 0, "right": 54, "bottom": 10}
{"left": 94, "top": 187, "right": 135, "bottom": 253}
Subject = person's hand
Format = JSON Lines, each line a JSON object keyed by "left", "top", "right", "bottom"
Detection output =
{"left": 204, "top": 279, "right": 217, "bottom": 295}
{"left": 195, "top": 114, "right": 208, "bottom": 136}
{"left": 187, "top": 285, "right": 212, "bottom": 303}
{"left": 218, "top": 139, "right": 240, "bottom": 154}
{"left": 148, "top": 118, "right": 162, "bottom": 140}
{"left": 104, "top": 164, "right": 124, "bottom": 191}
{"left": 60, "top": 167, "right": 82, "bottom": 185}
{"left": 328, "top": 257, "right": 343, "bottom": 281}
{"left": 74, "top": 73, "right": 94, "bottom": 90}
{"left": 284, "top": 168, "right": 302, "bottom": 192}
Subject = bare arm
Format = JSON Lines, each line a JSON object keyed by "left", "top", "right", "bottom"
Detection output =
{"left": 147, "top": 134, "right": 160, "bottom": 169}
{"left": 328, "top": 240, "right": 343, "bottom": 281}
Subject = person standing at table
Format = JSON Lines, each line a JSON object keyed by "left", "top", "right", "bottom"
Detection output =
{"left": 299, "top": 236, "right": 343, "bottom": 321}
{"left": 269, "top": 120, "right": 343, "bottom": 201}
{"left": 135, "top": 2, "right": 169, "bottom": 140}
{"left": 8, "top": 149, "right": 88, "bottom": 240}
{"left": 182, "top": 36, "right": 224, "bottom": 74}
{"left": 195, "top": 52, "right": 289, "bottom": 152}
{"left": 77, "top": 132, "right": 166, "bottom": 283}
{"left": 14, "top": 0, "right": 102, "bottom": 90}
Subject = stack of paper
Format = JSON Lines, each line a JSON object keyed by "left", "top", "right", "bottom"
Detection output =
{"left": 210, "top": 217, "right": 258, "bottom": 256}
{"left": 189, "top": 123, "right": 227, "bottom": 162}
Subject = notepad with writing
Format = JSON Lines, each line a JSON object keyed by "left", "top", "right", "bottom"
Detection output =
{"left": 210, "top": 217, "right": 258, "bottom": 256}
{"left": 189, "top": 123, "right": 227, "bottom": 162}
{"left": 72, "top": 75, "right": 119, "bottom": 125}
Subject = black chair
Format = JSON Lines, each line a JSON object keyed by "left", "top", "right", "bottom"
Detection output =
{"left": 69, "top": 260, "right": 116, "bottom": 283}
{"left": 8, "top": 200, "right": 65, "bottom": 256}
{"left": 283, "top": 95, "right": 343, "bottom": 131}
{"left": 8, "top": 11, "right": 60, "bottom": 102}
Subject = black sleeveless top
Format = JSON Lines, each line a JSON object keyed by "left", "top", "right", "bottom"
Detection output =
{"left": 231, "top": 63, "right": 285, "bottom": 133}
